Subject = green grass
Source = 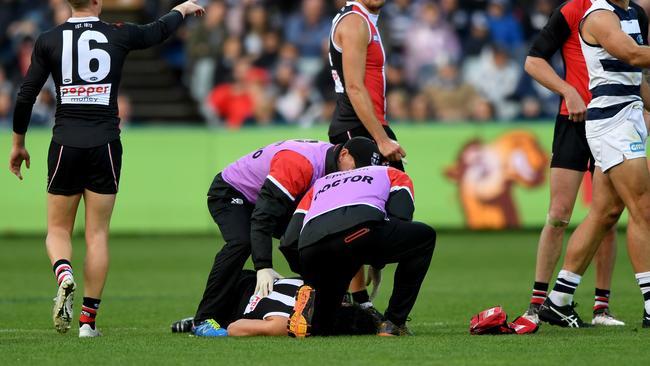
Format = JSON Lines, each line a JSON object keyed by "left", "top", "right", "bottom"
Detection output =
{"left": 0, "top": 232, "right": 647, "bottom": 365}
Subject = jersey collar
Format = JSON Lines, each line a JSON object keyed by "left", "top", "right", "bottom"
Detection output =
{"left": 346, "top": 1, "right": 380, "bottom": 26}
{"left": 67, "top": 16, "right": 100, "bottom": 23}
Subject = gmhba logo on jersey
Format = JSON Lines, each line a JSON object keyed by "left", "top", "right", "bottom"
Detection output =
{"left": 60, "top": 83, "right": 111, "bottom": 105}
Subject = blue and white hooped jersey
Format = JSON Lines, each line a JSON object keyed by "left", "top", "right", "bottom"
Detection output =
{"left": 580, "top": 0, "right": 644, "bottom": 137}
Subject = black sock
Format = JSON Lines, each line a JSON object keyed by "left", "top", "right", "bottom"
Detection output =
{"left": 352, "top": 290, "right": 370, "bottom": 305}
{"left": 79, "top": 297, "right": 101, "bottom": 329}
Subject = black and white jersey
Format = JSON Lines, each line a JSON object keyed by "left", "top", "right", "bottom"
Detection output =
{"left": 13, "top": 11, "right": 184, "bottom": 148}
{"left": 242, "top": 278, "right": 303, "bottom": 320}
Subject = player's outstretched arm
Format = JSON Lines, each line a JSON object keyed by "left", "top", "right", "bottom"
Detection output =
{"left": 125, "top": 0, "right": 205, "bottom": 50}
{"left": 583, "top": 10, "right": 650, "bottom": 68}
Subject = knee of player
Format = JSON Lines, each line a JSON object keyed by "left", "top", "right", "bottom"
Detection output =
{"left": 545, "top": 214, "right": 570, "bottom": 229}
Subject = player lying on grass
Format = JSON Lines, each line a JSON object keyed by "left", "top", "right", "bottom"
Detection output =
{"left": 8, "top": 0, "right": 204, "bottom": 337}
{"left": 539, "top": 0, "right": 650, "bottom": 328}
{"left": 171, "top": 270, "right": 377, "bottom": 336}
{"left": 185, "top": 138, "right": 381, "bottom": 336}
{"left": 281, "top": 165, "right": 436, "bottom": 336}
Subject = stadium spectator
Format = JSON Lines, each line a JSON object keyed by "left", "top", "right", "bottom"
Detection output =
{"left": 386, "top": 89, "right": 409, "bottom": 122}
{"left": 205, "top": 61, "right": 270, "bottom": 128}
{"left": 469, "top": 96, "right": 496, "bottom": 122}
{"left": 440, "top": 0, "right": 471, "bottom": 39}
{"left": 486, "top": 0, "right": 524, "bottom": 50}
{"left": 242, "top": 4, "right": 269, "bottom": 59}
{"left": 427, "top": 62, "right": 479, "bottom": 122}
{"left": 381, "top": 0, "right": 415, "bottom": 61}
{"left": 403, "top": 1, "right": 461, "bottom": 87}
{"left": 464, "top": 44, "right": 521, "bottom": 120}
{"left": 185, "top": 0, "right": 227, "bottom": 100}
{"left": 284, "top": 0, "right": 330, "bottom": 77}
{"left": 462, "top": 11, "right": 491, "bottom": 59}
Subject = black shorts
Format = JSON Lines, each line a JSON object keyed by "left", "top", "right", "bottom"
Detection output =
{"left": 329, "top": 125, "right": 405, "bottom": 172}
{"left": 47, "top": 139, "right": 122, "bottom": 195}
{"left": 550, "top": 115, "right": 595, "bottom": 172}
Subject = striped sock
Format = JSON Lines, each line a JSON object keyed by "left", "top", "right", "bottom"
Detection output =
{"left": 530, "top": 282, "right": 548, "bottom": 306}
{"left": 593, "top": 288, "right": 610, "bottom": 314}
{"left": 635, "top": 271, "right": 650, "bottom": 317}
{"left": 548, "top": 270, "right": 582, "bottom": 307}
{"left": 79, "top": 297, "right": 101, "bottom": 330}
{"left": 52, "top": 259, "right": 73, "bottom": 287}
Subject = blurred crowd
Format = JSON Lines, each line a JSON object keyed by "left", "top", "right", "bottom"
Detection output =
{"left": 3, "top": 0, "right": 650, "bottom": 129}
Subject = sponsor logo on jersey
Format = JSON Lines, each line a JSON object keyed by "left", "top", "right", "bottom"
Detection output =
{"left": 630, "top": 141, "right": 645, "bottom": 152}
{"left": 372, "top": 34, "right": 379, "bottom": 42}
{"left": 60, "top": 83, "right": 111, "bottom": 105}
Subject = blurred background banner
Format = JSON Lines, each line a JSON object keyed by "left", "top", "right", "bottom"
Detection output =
{"left": 0, "top": 124, "right": 607, "bottom": 234}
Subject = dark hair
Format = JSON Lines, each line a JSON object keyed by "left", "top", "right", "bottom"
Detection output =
{"left": 332, "top": 305, "right": 378, "bottom": 335}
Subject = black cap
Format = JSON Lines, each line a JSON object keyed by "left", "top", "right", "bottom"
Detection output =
{"left": 342, "top": 137, "right": 382, "bottom": 167}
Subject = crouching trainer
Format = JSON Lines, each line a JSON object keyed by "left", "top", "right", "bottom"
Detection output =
{"left": 177, "top": 138, "right": 380, "bottom": 336}
{"left": 281, "top": 165, "right": 436, "bottom": 337}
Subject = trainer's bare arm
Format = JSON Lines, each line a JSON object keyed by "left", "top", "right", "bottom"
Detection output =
{"left": 582, "top": 10, "right": 650, "bottom": 67}
{"left": 226, "top": 316, "right": 287, "bottom": 336}
{"left": 335, "top": 14, "right": 405, "bottom": 162}
{"left": 525, "top": 57, "right": 587, "bottom": 122}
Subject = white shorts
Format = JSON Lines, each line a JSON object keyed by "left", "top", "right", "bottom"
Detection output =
{"left": 587, "top": 104, "right": 648, "bottom": 172}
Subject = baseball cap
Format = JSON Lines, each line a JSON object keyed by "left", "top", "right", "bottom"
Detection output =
{"left": 342, "top": 137, "right": 382, "bottom": 167}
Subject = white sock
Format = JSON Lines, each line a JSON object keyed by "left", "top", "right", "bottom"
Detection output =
{"left": 548, "top": 270, "right": 582, "bottom": 307}
{"left": 635, "top": 271, "right": 650, "bottom": 316}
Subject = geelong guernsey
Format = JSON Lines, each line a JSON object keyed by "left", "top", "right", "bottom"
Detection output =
{"left": 580, "top": 0, "right": 644, "bottom": 137}
{"left": 328, "top": 1, "right": 387, "bottom": 136}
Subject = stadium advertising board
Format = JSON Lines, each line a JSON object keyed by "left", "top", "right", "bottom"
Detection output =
{"left": 0, "top": 124, "right": 610, "bottom": 234}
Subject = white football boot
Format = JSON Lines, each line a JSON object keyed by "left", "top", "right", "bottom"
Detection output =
{"left": 592, "top": 309, "right": 625, "bottom": 326}
{"left": 79, "top": 323, "right": 103, "bottom": 338}
{"left": 53, "top": 277, "right": 76, "bottom": 333}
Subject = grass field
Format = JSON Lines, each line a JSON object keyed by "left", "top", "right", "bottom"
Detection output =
{"left": 0, "top": 231, "right": 647, "bottom": 365}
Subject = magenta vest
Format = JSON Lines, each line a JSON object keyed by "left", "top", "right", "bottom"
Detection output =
{"left": 221, "top": 140, "right": 332, "bottom": 203}
{"left": 303, "top": 166, "right": 391, "bottom": 227}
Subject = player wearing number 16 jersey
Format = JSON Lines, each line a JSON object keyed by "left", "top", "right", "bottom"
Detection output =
{"left": 8, "top": 0, "right": 205, "bottom": 337}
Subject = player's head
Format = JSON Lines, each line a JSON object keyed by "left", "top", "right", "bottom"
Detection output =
{"left": 336, "top": 137, "right": 381, "bottom": 171}
{"left": 67, "top": 0, "right": 102, "bottom": 14}
{"left": 359, "top": 0, "right": 386, "bottom": 12}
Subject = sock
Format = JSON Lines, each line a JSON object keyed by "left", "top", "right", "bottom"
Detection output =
{"left": 593, "top": 288, "right": 610, "bottom": 314}
{"left": 79, "top": 297, "right": 101, "bottom": 330}
{"left": 530, "top": 281, "right": 548, "bottom": 306}
{"left": 352, "top": 290, "right": 370, "bottom": 305}
{"left": 548, "top": 270, "right": 582, "bottom": 307}
{"left": 635, "top": 271, "right": 650, "bottom": 317}
{"left": 52, "top": 259, "right": 73, "bottom": 286}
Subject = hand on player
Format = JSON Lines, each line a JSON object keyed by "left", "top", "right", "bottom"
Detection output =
{"left": 9, "top": 145, "right": 30, "bottom": 180}
{"left": 564, "top": 87, "right": 587, "bottom": 122}
{"left": 255, "top": 268, "right": 283, "bottom": 298}
{"left": 173, "top": 0, "right": 206, "bottom": 18}
{"left": 377, "top": 138, "right": 406, "bottom": 162}
{"left": 365, "top": 266, "right": 382, "bottom": 301}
